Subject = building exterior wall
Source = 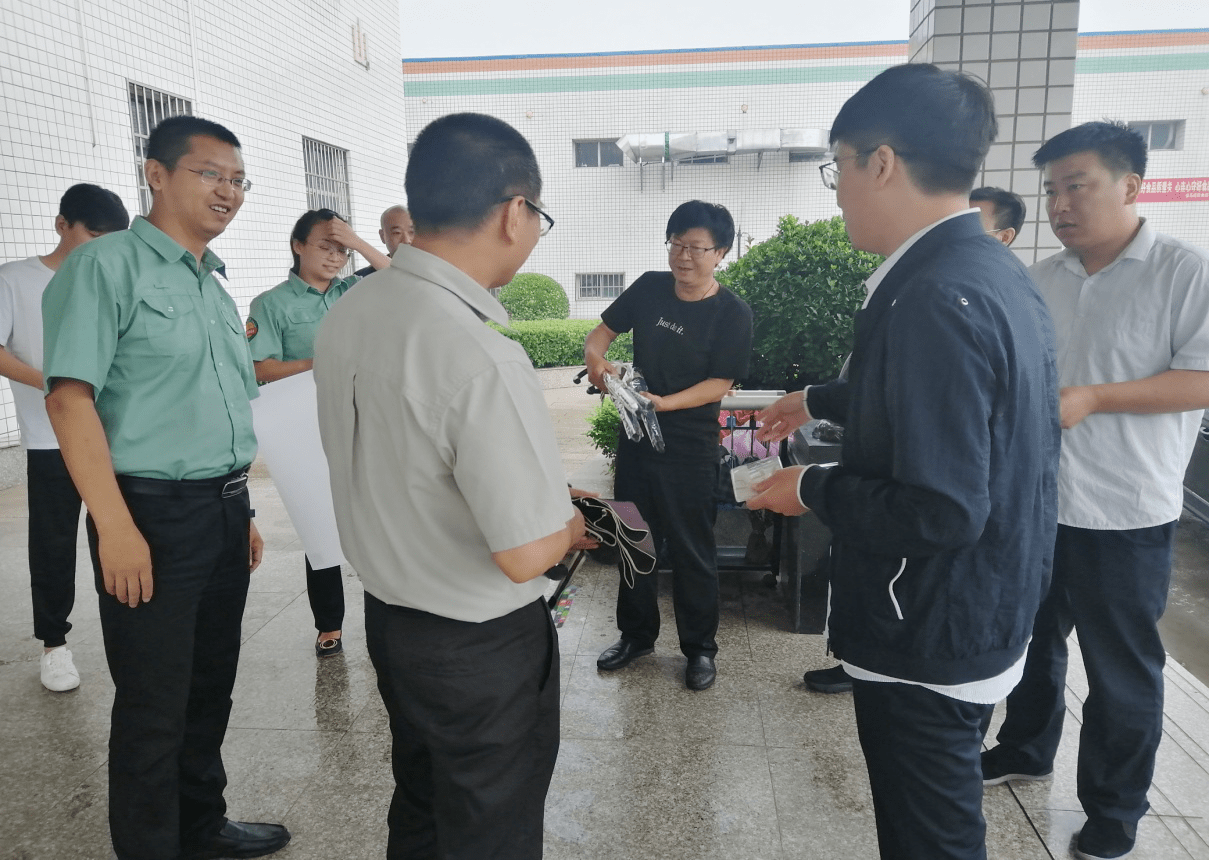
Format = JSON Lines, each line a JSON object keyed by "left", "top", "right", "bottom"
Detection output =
{"left": 1, "top": 0, "right": 407, "bottom": 444}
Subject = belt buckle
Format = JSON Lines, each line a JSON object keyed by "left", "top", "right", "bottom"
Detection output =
{"left": 221, "top": 473, "right": 248, "bottom": 499}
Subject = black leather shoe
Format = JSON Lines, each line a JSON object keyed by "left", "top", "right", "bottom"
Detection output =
{"left": 597, "top": 639, "right": 653, "bottom": 670}
{"left": 183, "top": 820, "right": 292, "bottom": 859}
{"left": 685, "top": 655, "right": 716, "bottom": 691}
{"left": 802, "top": 664, "right": 853, "bottom": 693}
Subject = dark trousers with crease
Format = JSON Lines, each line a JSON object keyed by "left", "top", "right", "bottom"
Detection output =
{"left": 28, "top": 448, "right": 83, "bottom": 648}
{"left": 305, "top": 556, "right": 344, "bottom": 632}
{"left": 854, "top": 680, "right": 993, "bottom": 860}
{"left": 989, "top": 522, "right": 1174, "bottom": 825}
{"left": 93, "top": 480, "right": 252, "bottom": 860}
{"left": 365, "top": 594, "right": 559, "bottom": 860}
{"left": 613, "top": 442, "right": 720, "bottom": 658}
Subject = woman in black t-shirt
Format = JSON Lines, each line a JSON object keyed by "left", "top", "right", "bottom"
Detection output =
{"left": 584, "top": 200, "right": 753, "bottom": 692}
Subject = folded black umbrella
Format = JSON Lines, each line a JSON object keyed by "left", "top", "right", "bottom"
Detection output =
{"left": 573, "top": 496, "right": 656, "bottom": 588}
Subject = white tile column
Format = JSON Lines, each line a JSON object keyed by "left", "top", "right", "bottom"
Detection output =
{"left": 909, "top": 0, "right": 1081, "bottom": 263}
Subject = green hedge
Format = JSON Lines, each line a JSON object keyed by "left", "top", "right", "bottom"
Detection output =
{"left": 718, "top": 215, "right": 881, "bottom": 389}
{"left": 498, "top": 273, "right": 570, "bottom": 320}
{"left": 489, "top": 319, "right": 633, "bottom": 368}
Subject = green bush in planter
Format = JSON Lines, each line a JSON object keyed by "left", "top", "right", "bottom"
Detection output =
{"left": 498, "top": 273, "right": 570, "bottom": 321}
{"left": 585, "top": 396, "right": 621, "bottom": 465}
{"left": 489, "top": 320, "right": 632, "bottom": 368}
{"left": 718, "top": 215, "right": 881, "bottom": 390}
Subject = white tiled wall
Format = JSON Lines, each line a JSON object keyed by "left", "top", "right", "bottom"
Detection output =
{"left": 910, "top": 0, "right": 1081, "bottom": 265}
{"left": 0, "top": 0, "right": 407, "bottom": 446}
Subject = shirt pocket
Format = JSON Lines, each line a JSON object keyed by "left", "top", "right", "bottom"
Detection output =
{"left": 134, "top": 294, "right": 201, "bottom": 356}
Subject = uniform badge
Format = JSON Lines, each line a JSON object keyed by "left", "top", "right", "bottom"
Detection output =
{"left": 246, "top": 318, "right": 258, "bottom": 340}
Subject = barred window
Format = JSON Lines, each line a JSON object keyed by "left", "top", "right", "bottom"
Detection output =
{"left": 128, "top": 83, "right": 193, "bottom": 215}
{"left": 574, "top": 139, "right": 624, "bottom": 168}
{"left": 1128, "top": 120, "right": 1184, "bottom": 151}
{"left": 577, "top": 273, "right": 625, "bottom": 299}
{"left": 302, "top": 138, "right": 354, "bottom": 275}
{"left": 679, "top": 154, "right": 729, "bottom": 165}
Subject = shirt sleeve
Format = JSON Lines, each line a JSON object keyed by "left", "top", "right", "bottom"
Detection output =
{"left": 1169, "top": 256, "right": 1209, "bottom": 372}
{"left": 443, "top": 357, "right": 573, "bottom": 553}
{"left": 0, "top": 269, "right": 15, "bottom": 348}
{"left": 706, "top": 295, "right": 753, "bottom": 380}
{"left": 246, "top": 292, "right": 285, "bottom": 362}
{"left": 601, "top": 272, "right": 650, "bottom": 335}
{"left": 42, "top": 251, "right": 119, "bottom": 396}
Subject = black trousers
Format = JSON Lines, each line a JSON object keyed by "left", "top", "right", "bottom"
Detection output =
{"left": 853, "top": 680, "right": 993, "bottom": 860}
{"left": 989, "top": 523, "right": 1174, "bottom": 824}
{"left": 613, "top": 443, "right": 719, "bottom": 658}
{"left": 304, "top": 556, "right": 344, "bottom": 632}
{"left": 28, "top": 448, "right": 83, "bottom": 647}
{"left": 91, "top": 476, "right": 252, "bottom": 860}
{"left": 365, "top": 593, "right": 559, "bottom": 860}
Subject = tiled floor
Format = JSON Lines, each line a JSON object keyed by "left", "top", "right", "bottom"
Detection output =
{"left": 2, "top": 379, "right": 1209, "bottom": 859}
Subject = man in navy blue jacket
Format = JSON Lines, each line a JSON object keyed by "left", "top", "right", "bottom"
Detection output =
{"left": 751, "top": 63, "right": 1061, "bottom": 860}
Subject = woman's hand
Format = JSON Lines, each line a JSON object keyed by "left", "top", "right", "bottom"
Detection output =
{"left": 640, "top": 391, "right": 667, "bottom": 412}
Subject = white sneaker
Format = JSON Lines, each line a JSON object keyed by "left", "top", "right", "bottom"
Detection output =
{"left": 40, "top": 646, "right": 80, "bottom": 692}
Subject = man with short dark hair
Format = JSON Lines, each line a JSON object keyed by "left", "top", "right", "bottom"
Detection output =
{"left": 0, "top": 183, "right": 128, "bottom": 692}
{"left": 43, "top": 116, "right": 289, "bottom": 860}
{"left": 315, "top": 112, "right": 585, "bottom": 859}
{"left": 970, "top": 185, "right": 1026, "bottom": 246}
{"left": 982, "top": 121, "right": 1209, "bottom": 860}
{"left": 751, "top": 64, "right": 1060, "bottom": 859}
{"left": 354, "top": 204, "right": 414, "bottom": 277}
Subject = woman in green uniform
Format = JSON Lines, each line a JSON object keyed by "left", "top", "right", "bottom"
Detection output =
{"left": 247, "top": 208, "right": 389, "bottom": 656}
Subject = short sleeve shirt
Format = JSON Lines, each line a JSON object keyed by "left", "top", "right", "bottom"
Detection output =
{"left": 1031, "top": 220, "right": 1209, "bottom": 529}
{"left": 0, "top": 256, "right": 57, "bottom": 448}
{"left": 42, "top": 216, "right": 259, "bottom": 480}
{"left": 313, "top": 245, "right": 573, "bottom": 623}
{"left": 246, "top": 272, "right": 358, "bottom": 362}
{"left": 602, "top": 271, "right": 753, "bottom": 458}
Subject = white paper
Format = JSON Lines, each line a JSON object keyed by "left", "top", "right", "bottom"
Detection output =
{"left": 731, "top": 457, "right": 784, "bottom": 504}
{"left": 250, "top": 371, "right": 346, "bottom": 569}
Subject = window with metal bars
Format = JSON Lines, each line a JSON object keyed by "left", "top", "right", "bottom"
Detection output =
{"left": 302, "top": 138, "right": 356, "bottom": 276}
{"left": 577, "top": 273, "right": 625, "bottom": 299}
{"left": 128, "top": 83, "right": 193, "bottom": 215}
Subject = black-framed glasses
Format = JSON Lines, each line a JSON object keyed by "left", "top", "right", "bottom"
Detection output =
{"left": 185, "top": 168, "right": 252, "bottom": 192}
{"left": 665, "top": 239, "right": 721, "bottom": 260}
{"left": 498, "top": 196, "right": 554, "bottom": 236}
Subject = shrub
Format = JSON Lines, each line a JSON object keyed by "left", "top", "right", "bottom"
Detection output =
{"left": 498, "top": 273, "right": 570, "bottom": 320}
{"left": 489, "top": 319, "right": 633, "bottom": 368}
{"left": 585, "top": 397, "right": 622, "bottom": 465}
{"left": 718, "top": 215, "right": 881, "bottom": 390}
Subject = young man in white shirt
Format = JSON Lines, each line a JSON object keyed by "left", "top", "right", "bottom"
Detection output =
{"left": 982, "top": 121, "right": 1209, "bottom": 860}
{"left": 0, "top": 183, "right": 129, "bottom": 691}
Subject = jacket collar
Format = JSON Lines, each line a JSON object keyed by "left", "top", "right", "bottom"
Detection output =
{"left": 389, "top": 245, "right": 511, "bottom": 327}
{"left": 130, "top": 216, "right": 226, "bottom": 276}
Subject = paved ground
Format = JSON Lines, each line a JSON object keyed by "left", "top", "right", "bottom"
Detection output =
{"left": 2, "top": 374, "right": 1209, "bottom": 859}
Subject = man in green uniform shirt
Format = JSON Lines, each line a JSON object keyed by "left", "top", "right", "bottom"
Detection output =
{"left": 42, "top": 116, "right": 290, "bottom": 860}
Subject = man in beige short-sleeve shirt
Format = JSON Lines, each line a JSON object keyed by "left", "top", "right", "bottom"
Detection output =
{"left": 314, "top": 112, "right": 583, "bottom": 860}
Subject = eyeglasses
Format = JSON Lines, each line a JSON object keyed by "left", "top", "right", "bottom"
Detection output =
{"left": 307, "top": 241, "right": 353, "bottom": 259}
{"left": 818, "top": 149, "right": 882, "bottom": 190}
{"left": 665, "top": 239, "right": 720, "bottom": 260}
{"left": 498, "top": 196, "right": 554, "bottom": 236}
{"left": 185, "top": 168, "right": 252, "bottom": 192}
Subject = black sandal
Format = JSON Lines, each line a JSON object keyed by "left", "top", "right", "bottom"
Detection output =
{"left": 315, "top": 634, "right": 343, "bottom": 658}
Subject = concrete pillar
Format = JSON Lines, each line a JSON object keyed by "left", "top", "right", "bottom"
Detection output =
{"left": 909, "top": 0, "right": 1081, "bottom": 263}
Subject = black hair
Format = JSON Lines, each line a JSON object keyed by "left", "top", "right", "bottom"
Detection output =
{"left": 970, "top": 186, "right": 1026, "bottom": 233}
{"left": 289, "top": 209, "right": 346, "bottom": 274}
{"left": 1032, "top": 120, "right": 1147, "bottom": 179}
{"left": 145, "top": 115, "right": 241, "bottom": 170}
{"left": 829, "top": 63, "right": 997, "bottom": 194}
{"left": 665, "top": 200, "right": 735, "bottom": 254}
{"left": 405, "top": 113, "right": 541, "bottom": 232}
{"left": 58, "top": 184, "right": 130, "bottom": 234}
